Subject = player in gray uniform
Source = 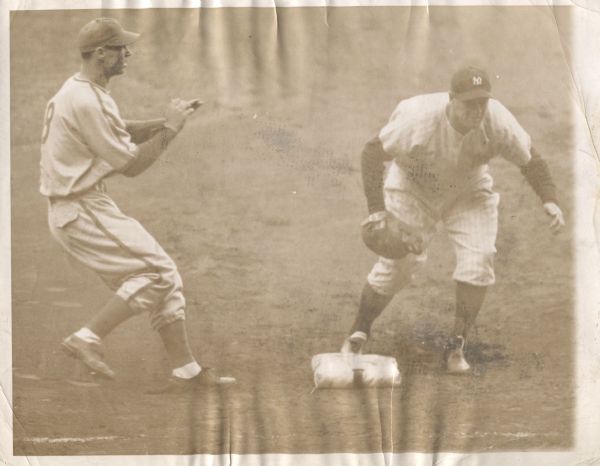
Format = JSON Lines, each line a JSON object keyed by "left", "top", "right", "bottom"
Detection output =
{"left": 40, "top": 18, "right": 223, "bottom": 392}
{"left": 341, "top": 66, "right": 565, "bottom": 373}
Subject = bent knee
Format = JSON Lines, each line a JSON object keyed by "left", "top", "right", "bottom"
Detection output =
{"left": 120, "top": 271, "right": 184, "bottom": 314}
{"left": 453, "top": 251, "right": 495, "bottom": 286}
{"left": 367, "top": 254, "right": 424, "bottom": 296}
{"left": 151, "top": 307, "right": 186, "bottom": 331}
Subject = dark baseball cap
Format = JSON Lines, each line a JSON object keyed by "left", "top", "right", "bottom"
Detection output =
{"left": 78, "top": 18, "right": 140, "bottom": 53}
{"left": 450, "top": 66, "right": 492, "bottom": 101}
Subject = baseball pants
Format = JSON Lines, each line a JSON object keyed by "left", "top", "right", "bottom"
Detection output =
{"left": 48, "top": 187, "right": 185, "bottom": 330}
{"left": 368, "top": 175, "right": 500, "bottom": 296}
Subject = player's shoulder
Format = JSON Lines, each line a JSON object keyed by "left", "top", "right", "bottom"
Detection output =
{"left": 388, "top": 92, "right": 446, "bottom": 126}
{"left": 484, "top": 98, "right": 527, "bottom": 135}
{"left": 380, "top": 93, "right": 446, "bottom": 152}
{"left": 393, "top": 92, "right": 448, "bottom": 115}
{"left": 487, "top": 98, "right": 515, "bottom": 118}
{"left": 387, "top": 93, "right": 446, "bottom": 131}
{"left": 54, "top": 74, "right": 104, "bottom": 110}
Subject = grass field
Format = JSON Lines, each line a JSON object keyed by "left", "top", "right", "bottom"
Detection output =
{"left": 10, "top": 6, "right": 574, "bottom": 455}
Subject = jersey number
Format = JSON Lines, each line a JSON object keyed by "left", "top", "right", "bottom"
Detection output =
{"left": 41, "top": 102, "right": 55, "bottom": 144}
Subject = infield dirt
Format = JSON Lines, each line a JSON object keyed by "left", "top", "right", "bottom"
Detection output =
{"left": 10, "top": 6, "right": 574, "bottom": 455}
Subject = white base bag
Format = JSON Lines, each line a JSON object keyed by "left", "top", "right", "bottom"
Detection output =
{"left": 311, "top": 353, "right": 402, "bottom": 389}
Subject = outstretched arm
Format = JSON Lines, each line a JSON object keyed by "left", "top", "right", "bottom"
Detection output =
{"left": 362, "top": 136, "right": 393, "bottom": 214}
{"left": 125, "top": 118, "right": 167, "bottom": 144}
{"left": 520, "top": 147, "right": 565, "bottom": 233}
{"left": 121, "top": 127, "right": 178, "bottom": 177}
{"left": 121, "top": 99, "right": 198, "bottom": 177}
{"left": 360, "top": 135, "right": 423, "bottom": 257}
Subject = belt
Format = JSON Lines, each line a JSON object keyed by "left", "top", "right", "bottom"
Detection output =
{"left": 48, "top": 182, "right": 107, "bottom": 204}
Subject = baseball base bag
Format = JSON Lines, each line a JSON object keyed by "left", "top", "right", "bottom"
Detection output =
{"left": 311, "top": 353, "right": 401, "bottom": 389}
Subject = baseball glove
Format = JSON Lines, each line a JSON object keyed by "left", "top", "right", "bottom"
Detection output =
{"left": 361, "top": 211, "right": 423, "bottom": 259}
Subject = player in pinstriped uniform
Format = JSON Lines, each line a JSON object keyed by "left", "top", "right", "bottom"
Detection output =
{"left": 40, "top": 18, "right": 226, "bottom": 392}
{"left": 341, "top": 66, "right": 565, "bottom": 373}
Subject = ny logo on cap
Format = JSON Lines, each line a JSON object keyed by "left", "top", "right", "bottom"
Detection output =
{"left": 472, "top": 76, "right": 483, "bottom": 86}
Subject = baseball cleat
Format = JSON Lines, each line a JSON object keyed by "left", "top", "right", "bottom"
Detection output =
{"left": 61, "top": 334, "right": 115, "bottom": 380}
{"left": 146, "top": 368, "right": 236, "bottom": 395}
{"left": 445, "top": 335, "right": 471, "bottom": 374}
{"left": 340, "top": 331, "right": 368, "bottom": 354}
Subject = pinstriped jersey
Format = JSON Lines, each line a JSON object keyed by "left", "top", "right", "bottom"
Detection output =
{"left": 40, "top": 74, "right": 139, "bottom": 197}
{"left": 379, "top": 92, "right": 531, "bottom": 199}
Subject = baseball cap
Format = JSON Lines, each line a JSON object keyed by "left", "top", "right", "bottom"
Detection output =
{"left": 78, "top": 18, "right": 140, "bottom": 53}
{"left": 450, "top": 66, "right": 492, "bottom": 101}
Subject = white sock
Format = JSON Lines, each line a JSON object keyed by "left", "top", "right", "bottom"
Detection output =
{"left": 172, "top": 361, "right": 201, "bottom": 379}
{"left": 74, "top": 327, "right": 101, "bottom": 344}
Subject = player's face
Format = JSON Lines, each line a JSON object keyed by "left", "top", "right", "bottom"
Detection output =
{"left": 101, "top": 45, "right": 132, "bottom": 77}
{"left": 449, "top": 97, "right": 489, "bottom": 134}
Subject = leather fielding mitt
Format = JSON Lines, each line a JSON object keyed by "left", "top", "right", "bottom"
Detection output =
{"left": 361, "top": 211, "right": 424, "bottom": 259}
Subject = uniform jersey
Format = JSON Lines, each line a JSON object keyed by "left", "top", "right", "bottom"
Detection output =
{"left": 378, "top": 92, "right": 532, "bottom": 200}
{"left": 40, "top": 73, "right": 139, "bottom": 197}
{"left": 40, "top": 73, "right": 185, "bottom": 331}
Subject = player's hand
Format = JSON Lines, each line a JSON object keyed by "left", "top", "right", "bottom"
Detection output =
{"left": 185, "top": 98, "right": 204, "bottom": 110}
{"left": 163, "top": 98, "right": 199, "bottom": 132}
{"left": 543, "top": 202, "right": 565, "bottom": 234}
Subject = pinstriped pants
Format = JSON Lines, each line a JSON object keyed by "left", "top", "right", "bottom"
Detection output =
{"left": 367, "top": 175, "right": 500, "bottom": 296}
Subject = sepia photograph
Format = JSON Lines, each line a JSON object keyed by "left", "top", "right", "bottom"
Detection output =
{"left": 2, "top": 1, "right": 599, "bottom": 465}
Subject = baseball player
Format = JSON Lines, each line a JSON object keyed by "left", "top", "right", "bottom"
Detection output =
{"left": 341, "top": 66, "right": 565, "bottom": 373}
{"left": 40, "top": 18, "right": 222, "bottom": 393}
